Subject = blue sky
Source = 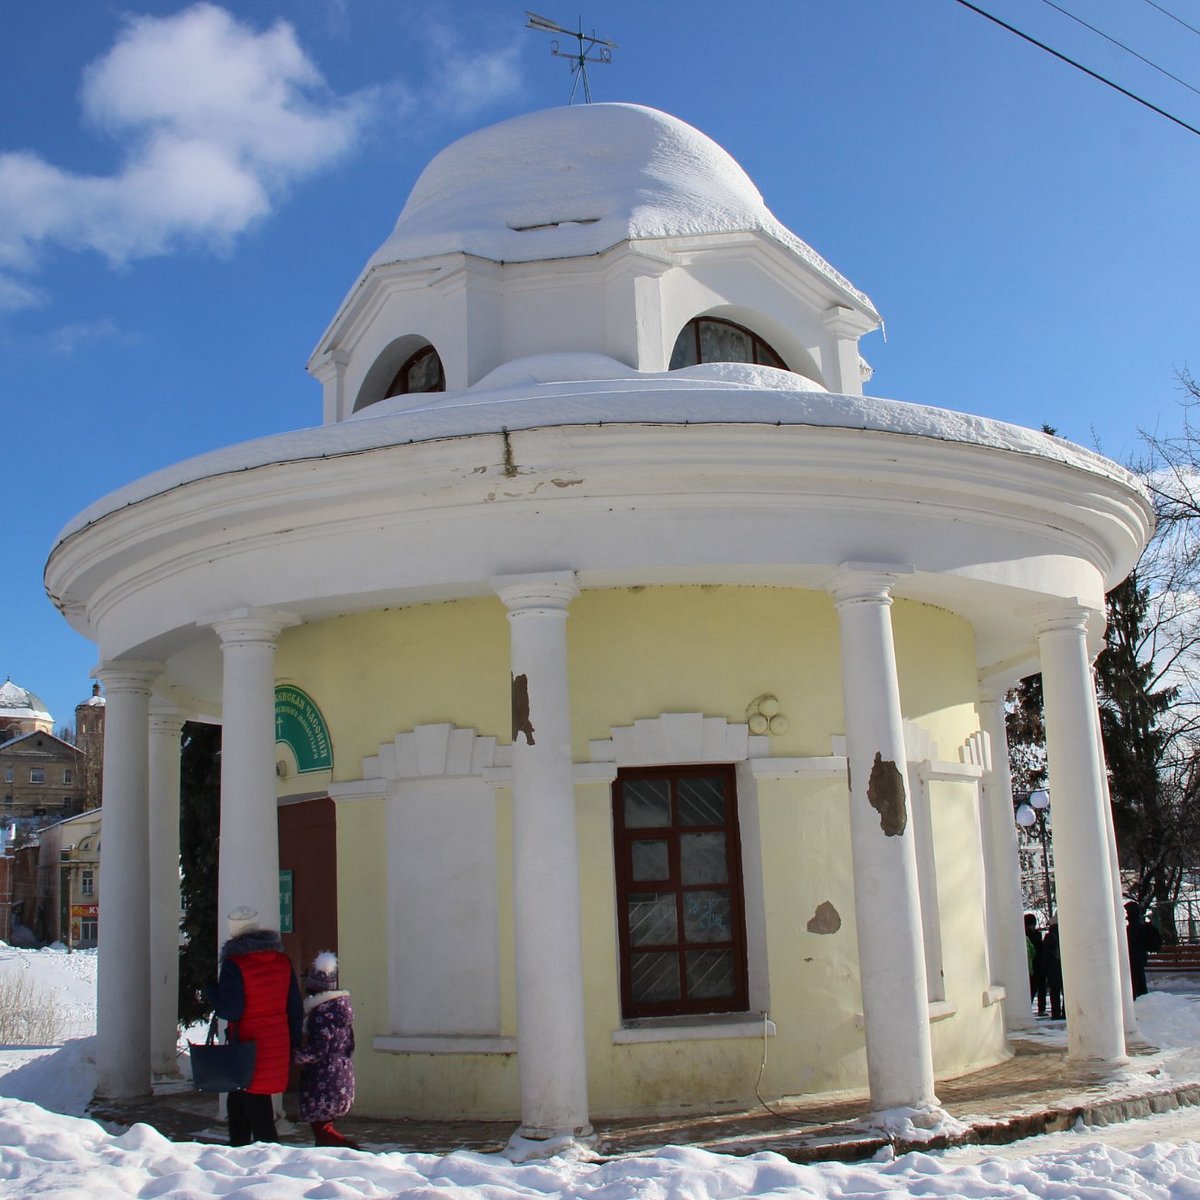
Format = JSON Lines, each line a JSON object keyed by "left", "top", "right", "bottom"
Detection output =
{"left": 3, "top": 0, "right": 1198, "bottom": 731}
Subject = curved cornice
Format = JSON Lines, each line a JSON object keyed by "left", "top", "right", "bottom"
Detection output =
{"left": 46, "top": 418, "right": 1151, "bottom": 667}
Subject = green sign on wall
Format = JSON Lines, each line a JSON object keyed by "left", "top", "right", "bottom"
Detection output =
{"left": 274, "top": 684, "right": 333, "bottom": 774}
{"left": 279, "top": 869, "right": 294, "bottom": 934}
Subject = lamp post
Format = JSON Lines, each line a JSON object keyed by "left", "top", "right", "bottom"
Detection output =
{"left": 1015, "top": 788, "right": 1055, "bottom": 916}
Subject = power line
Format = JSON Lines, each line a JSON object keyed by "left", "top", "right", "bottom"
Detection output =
{"left": 952, "top": 0, "right": 1200, "bottom": 139}
{"left": 1141, "top": 0, "right": 1200, "bottom": 42}
{"left": 1039, "top": 0, "right": 1200, "bottom": 99}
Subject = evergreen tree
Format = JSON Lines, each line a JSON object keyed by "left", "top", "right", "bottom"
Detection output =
{"left": 1095, "top": 571, "right": 1187, "bottom": 935}
{"left": 1006, "top": 673, "right": 1047, "bottom": 796}
{"left": 178, "top": 721, "right": 220, "bottom": 1025}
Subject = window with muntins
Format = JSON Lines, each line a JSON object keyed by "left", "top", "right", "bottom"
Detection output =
{"left": 385, "top": 344, "right": 445, "bottom": 398}
{"left": 612, "top": 764, "right": 749, "bottom": 1018}
{"left": 669, "top": 317, "right": 786, "bottom": 371}
{"left": 29, "top": 768, "right": 44, "bottom": 784}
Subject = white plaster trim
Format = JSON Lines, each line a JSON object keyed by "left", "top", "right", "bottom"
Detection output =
{"left": 915, "top": 760, "right": 984, "bottom": 784}
{"left": 854, "top": 1002, "right": 957, "bottom": 1029}
{"left": 983, "top": 985, "right": 1007, "bottom": 1007}
{"left": 747, "top": 756, "right": 847, "bottom": 780}
{"left": 903, "top": 720, "right": 939, "bottom": 763}
{"left": 612, "top": 1015, "right": 776, "bottom": 1045}
{"left": 363, "top": 723, "right": 507, "bottom": 782}
{"left": 961, "top": 730, "right": 992, "bottom": 771}
{"left": 373, "top": 1034, "right": 516, "bottom": 1055}
{"left": 481, "top": 762, "right": 618, "bottom": 789}
{"left": 328, "top": 780, "right": 387, "bottom": 804}
{"left": 589, "top": 712, "right": 769, "bottom": 766}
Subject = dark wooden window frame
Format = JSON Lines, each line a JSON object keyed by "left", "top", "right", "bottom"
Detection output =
{"left": 612, "top": 763, "right": 750, "bottom": 1019}
{"left": 669, "top": 316, "right": 787, "bottom": 371}
{"left": 385, "top": 344, "right": 446, "bottom": 398}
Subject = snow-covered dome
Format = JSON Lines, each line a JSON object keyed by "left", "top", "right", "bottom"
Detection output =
{"left": 363, "top": 104, "right": 873, "bottom": 312}
{"left": 0, "top": 679, "right": 51, "bottom": 724}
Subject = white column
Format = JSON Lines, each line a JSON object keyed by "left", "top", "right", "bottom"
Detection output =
{"left": 148, "top": 702, "right": 184, "bottom": 1077}
{"left": 94, "top": 661, "right": 160, "bottom": 1100}
{"left": 977, "top": 683, "right": 1036, "bottom": 1031}
{"left": 1091, "top": 696, "right": 1140, "bottom": 1043}
{"left": 830, "top": 565, "right": 936, "bottom": 1112}
{"left": 208, "top": 609, "right": 297, "bottom": 938}
{"left": 494, "top": 572, "right": 591, "bottom": 1142}
{"left": 1036, "top": 605, "right": 1127, "bottom": 1069}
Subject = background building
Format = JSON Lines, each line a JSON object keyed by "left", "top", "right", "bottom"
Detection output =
{"left": 0, "top": 679, "right": 52, "bottom": 741}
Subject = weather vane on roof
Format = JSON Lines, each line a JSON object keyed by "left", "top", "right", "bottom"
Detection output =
{"left": 525, "top": 11, "right": 617, "bottom": 105}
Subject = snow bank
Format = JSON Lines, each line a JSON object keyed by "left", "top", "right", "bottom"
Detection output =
{"left": 0, "top": 945, "right": 1199, "bottom": 1199}
{"left": 2, "top": 1096, "right": 1200, "bottom": 1200}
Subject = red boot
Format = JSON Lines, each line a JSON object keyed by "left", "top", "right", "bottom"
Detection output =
{"left": 311, "top": 1120, "right": 360, "bottom": 1150}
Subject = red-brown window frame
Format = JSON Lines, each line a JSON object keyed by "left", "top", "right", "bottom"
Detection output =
{"left": 612, "top": 763, "right": 750, "bottom": 1019}
{"left": 385, "top": 344, "right": 446, "bottom": 398}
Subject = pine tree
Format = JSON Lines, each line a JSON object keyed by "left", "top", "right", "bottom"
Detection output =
{"left": 1006, "top": 673, "right": 1047, "bottom": 796}
{"left": 1095, "top": 571, "right": 1185, "bottom": 936}
{"left": 178, "top": 721, "right": 220, "bottom": 1025}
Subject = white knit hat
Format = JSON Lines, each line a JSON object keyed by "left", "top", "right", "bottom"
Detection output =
{"left": 226, "top": 906, "right": 259, "bottom": 939}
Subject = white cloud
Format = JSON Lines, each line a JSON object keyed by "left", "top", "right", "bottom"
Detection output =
{"left": 48, "top": 319, "right": 132, "bottom": 356}
{"left": 422, "top": 26, "right": 525, "bottom": 117}
{"left": 0, "top": 4, "right": 371, "bottom": 304}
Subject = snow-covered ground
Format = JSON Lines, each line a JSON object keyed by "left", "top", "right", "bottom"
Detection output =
{"left": 2, "top": 942, "right": 1200, "bottom": 1198}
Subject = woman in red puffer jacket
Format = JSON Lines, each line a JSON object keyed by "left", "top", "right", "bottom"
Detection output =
{"left": 212, "top": 906, "right": 303, "bottom": 1146}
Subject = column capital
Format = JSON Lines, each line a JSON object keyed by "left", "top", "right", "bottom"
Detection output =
{"left": 148, "top": 701, "right": 185, "bottom": 739}
{"left": 978, "top": 672, "right": 1021, "bottom": 706}
{"left": 202, "top": 606, "right": 300, "bottom": 647}
{"left": 493, "top": 571, "right": 579, "bottom": 617}
{"left": 1033, "top": 601, "right": 1100, "bottom": 639}
{"left": 828, "top": 562, "right": 914, "bottom": 608}
{"left": 94, "top": 661, "right": 162, "bottom": 696}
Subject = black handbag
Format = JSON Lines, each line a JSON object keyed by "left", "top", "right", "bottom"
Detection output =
{"left": 189, "top": 1015, "right": 256, "bottom": 1093}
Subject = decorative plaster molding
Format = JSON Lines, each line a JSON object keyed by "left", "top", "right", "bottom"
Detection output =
{"left": 373, "top": 1034, "right": 516, "bottom": 1056}
{"left": 612, "top": 1016, "right": 776, "bottom": 1045}
{"left": 588, "top": 712, "right": 769, "bottom": 767}
{"left": 961, "top": 730, "right": 992, "bottom": 772}
{"left": 362, "top": 722, "right": 506, "bottom": 782}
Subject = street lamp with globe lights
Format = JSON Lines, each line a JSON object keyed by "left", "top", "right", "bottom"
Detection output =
{"left": 1015, "top": 788, "right": 1055, "bottom": 917}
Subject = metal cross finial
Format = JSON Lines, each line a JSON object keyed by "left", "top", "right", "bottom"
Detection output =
{"left": 525, "top": 11, "right": 617, "bottom": 104}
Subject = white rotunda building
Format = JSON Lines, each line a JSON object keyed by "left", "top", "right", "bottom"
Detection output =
{"left": 46, "top": 104, "right": 1151, "bottom": 1145}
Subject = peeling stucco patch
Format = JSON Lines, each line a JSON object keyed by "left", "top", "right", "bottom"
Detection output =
{"left": 512, "top": 673, "right": 535, "bottom": 745}
{"left": 806, "top": 901, "right": 842, "bottom": 935}
{"left": 867, "top": 752, "right": 907, "bottom": 836}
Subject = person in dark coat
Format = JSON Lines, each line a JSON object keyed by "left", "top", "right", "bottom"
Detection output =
{"left": 1126, "top": 900, "right": 1162, "bottom": 999}
{"left": 293, "top": 951, "right": 358, "bottom": 1149}
{"left": 1024, "top": 912, "right": 1046, "bottom": 1015}
{"left": 212, "top": 906, "right": 303, "bottom": 1146}
{"left": 1039, "top": 915, "right": 1064, "bottom": 1020}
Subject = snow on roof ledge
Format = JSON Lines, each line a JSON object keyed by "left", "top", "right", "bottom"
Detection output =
{"left": 52, "top": 364, "right": 1146, "bottom": 546}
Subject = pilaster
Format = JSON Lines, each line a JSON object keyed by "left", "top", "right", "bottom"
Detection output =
{"left": 493, "top": 572, "right": 592, "bottom": 1146}
{"left": 829, "top": 564, "right": 936, "bottom": 1111}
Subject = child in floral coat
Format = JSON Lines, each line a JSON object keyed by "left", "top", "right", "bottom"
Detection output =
{"left": 293, "top": 952, "right": 358, "bottom": 1148}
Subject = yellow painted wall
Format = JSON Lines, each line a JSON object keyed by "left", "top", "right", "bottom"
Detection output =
{"left": 279, "top": 585, "right": 1006, "bottom": 1118}
{"left": 928, "top": 780, "right": 1008, "bottom": 1075}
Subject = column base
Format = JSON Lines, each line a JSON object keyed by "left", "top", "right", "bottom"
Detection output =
{"left": 863, "top": 1101, "right": 966, "bottom": 1143}
{"left": 504, "top": 1124, "right": 597, "bottom": 1162}
{"left": 1065, "top": 1053, "right": 1131, "bottom": 1082}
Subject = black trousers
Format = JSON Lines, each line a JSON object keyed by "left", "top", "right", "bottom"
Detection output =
{"left": 227, "top": 1090, "right": 278, "bottom": 1146}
